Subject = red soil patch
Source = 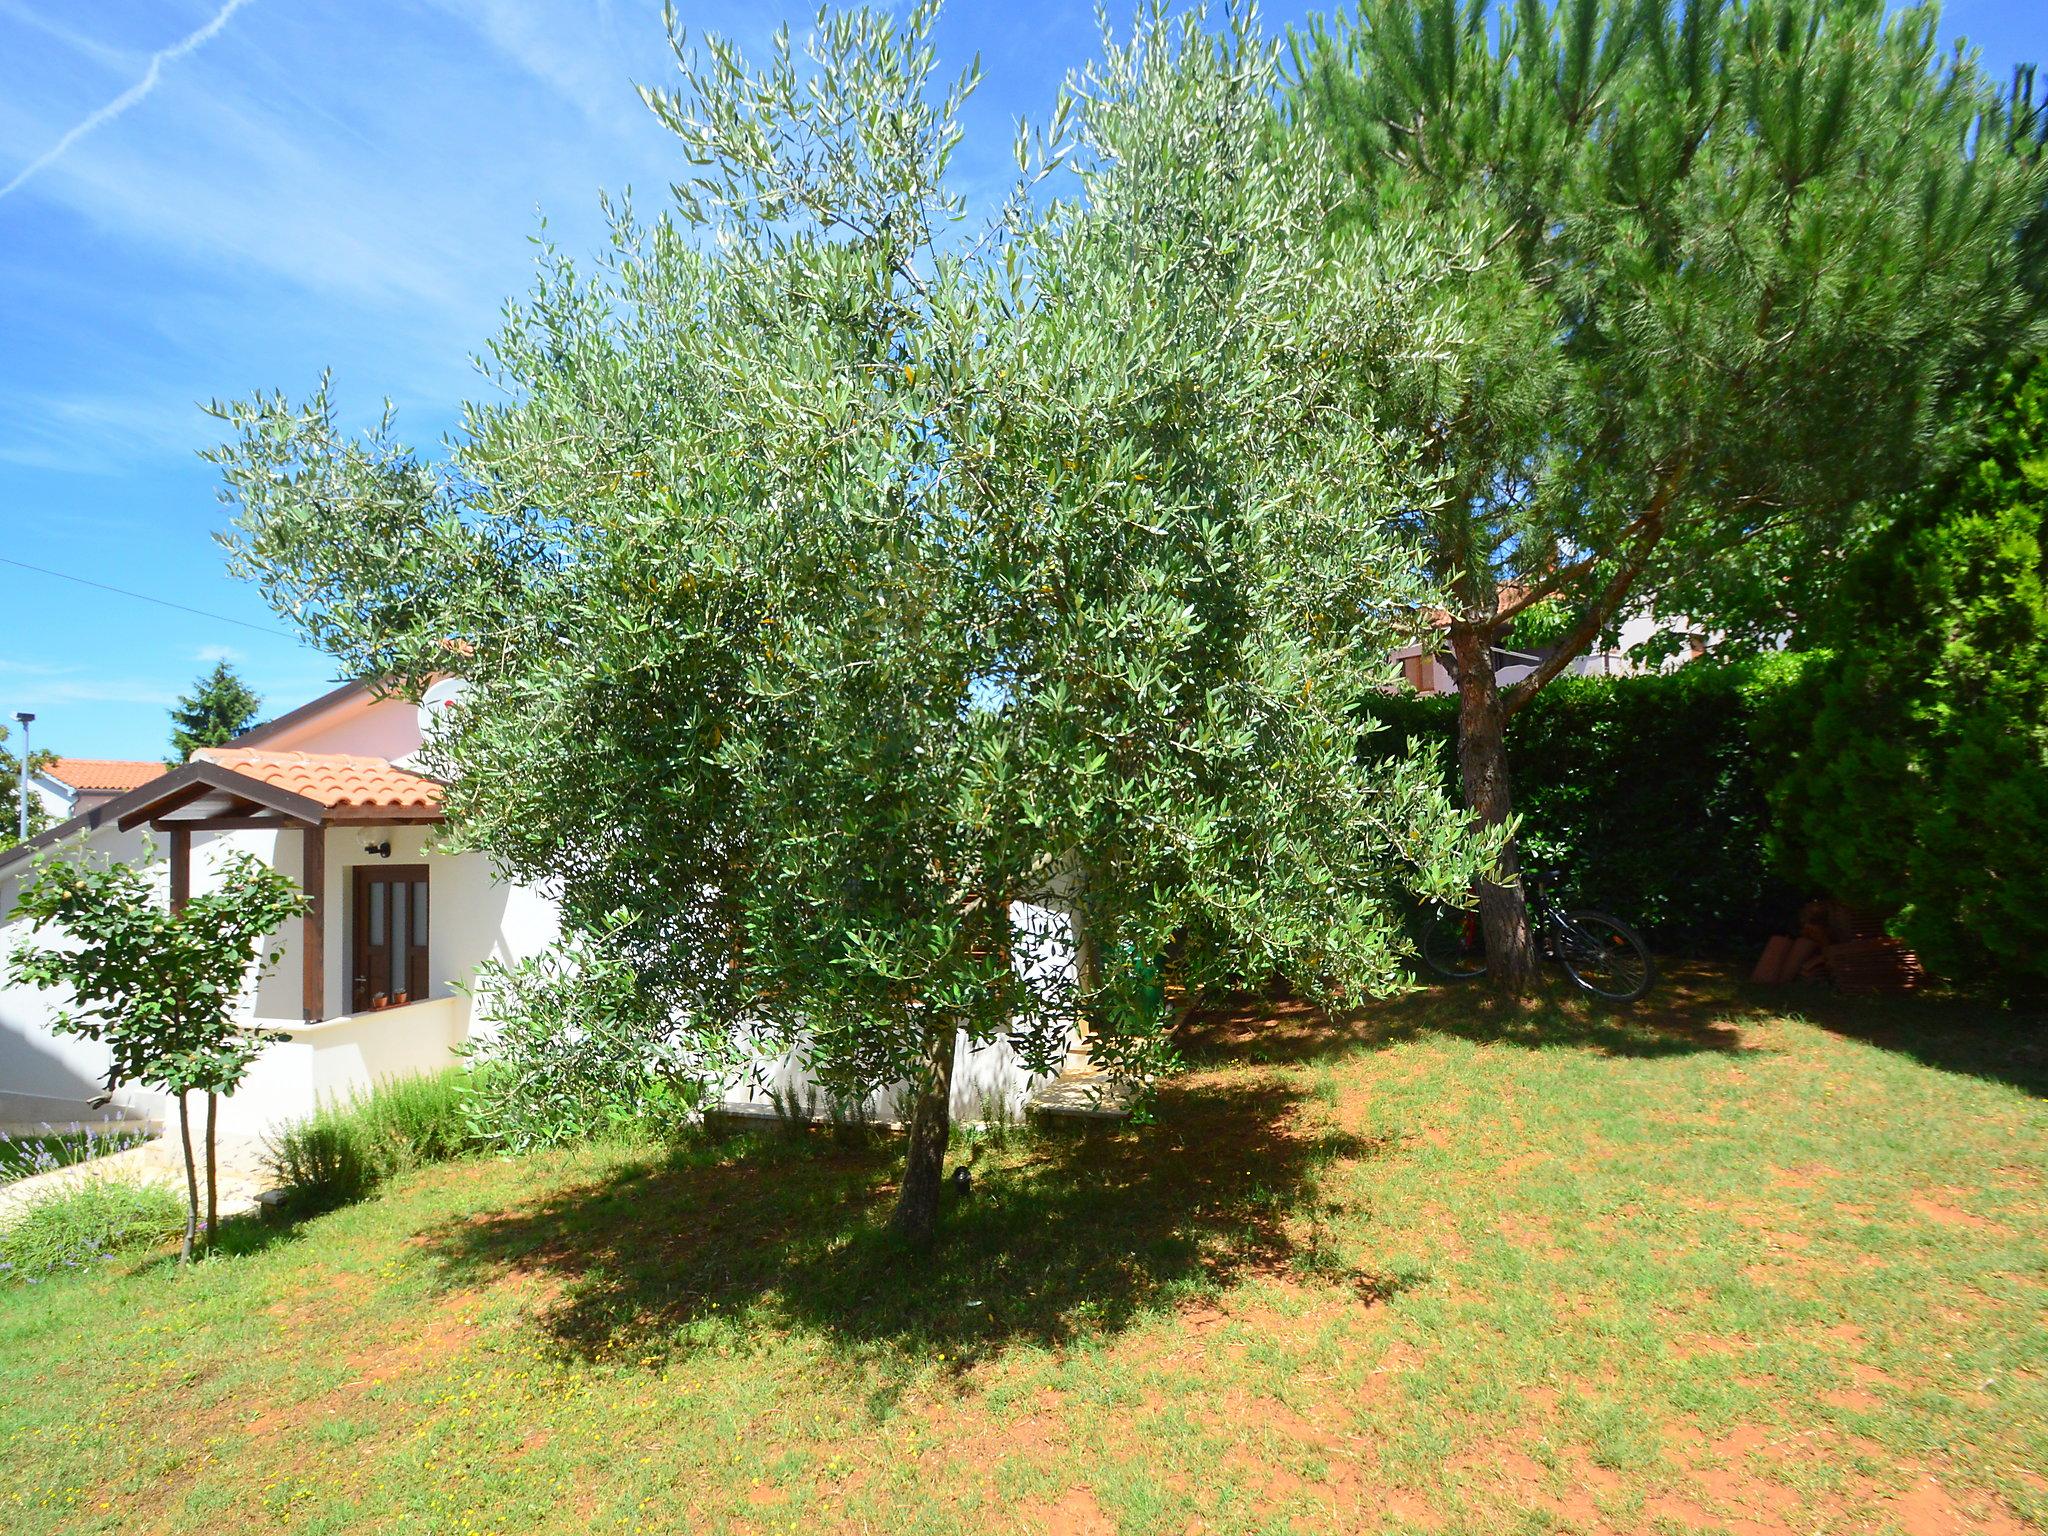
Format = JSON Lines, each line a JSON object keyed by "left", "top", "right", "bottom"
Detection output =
{"left": 1909, "top": 1193, "right": 2006, "bottom": 1234}
{"left": 1042, "top": 1485, "right": 1115, "bottom": 1536}
{"left": 1769, "top": 1163, "right": 1841, "bottom": 1190}
{"left": 1888, "top": 1475, "right": 2035, "bottom": 1536}
{"left": 1377, "top": 1490, "right": 1445, "bottom": 1530}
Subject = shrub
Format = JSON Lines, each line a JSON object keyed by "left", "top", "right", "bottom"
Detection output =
{"left": 1774, "top": 359, "right": 2048, "bottom": 987}
{"left": 265, "top": 1069, "right": 479, "bottom": 1212}
{"left": 460, "top": 927, "right": 704, "bottom": 1152}
{"left": 1362, "top": 657, "right": 1812, "bottom": 948}
{"left": 0, "top": 1178, "right": 185, "bottom": 1282}
{"left": 0, "top": 1126, "right": 150, "bottom": 1186}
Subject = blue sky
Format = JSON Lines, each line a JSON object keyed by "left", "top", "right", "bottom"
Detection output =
{"left": 0, "top": 0, "right": 2041, "bottom": 761}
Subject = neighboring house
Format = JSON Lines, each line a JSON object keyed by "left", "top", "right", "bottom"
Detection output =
{"left": 29, "top": 758, "right": 167, "bottom": 821}
{"left": 1390, "top": 606, "right": 1712, "bottom": 696}
{"left": 0, "top": 680, "right": 1072, "bottom": 1136}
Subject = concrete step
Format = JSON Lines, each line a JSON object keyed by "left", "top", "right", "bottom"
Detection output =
{"left": 1025, "top": 1072, "right": 1135, "bottom": 1128}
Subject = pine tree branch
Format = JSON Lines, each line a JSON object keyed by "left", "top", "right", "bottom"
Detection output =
{"left": 1476, "top": 510, "right": 1655, "bottom": 636}
{"left": 1499, "top": 460, "right": 1689, "bottom": 717}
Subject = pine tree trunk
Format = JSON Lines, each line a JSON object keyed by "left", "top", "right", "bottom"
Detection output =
{"left": 204, "top": 1091, "right": 219, "bottom": 1250}
{"left": 176, "top": 1092, "right": 199, "bottom": 1264}
{"left": 1449, "top": 623, "right": 1539, "bottom": 995}
{"left": 889, "top": 1023, "right": 958, "bottom": 1248}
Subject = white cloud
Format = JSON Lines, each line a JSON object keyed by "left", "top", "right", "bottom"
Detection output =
{"left": 430, "top": 0, "right": 651, "bottom": 140}
{"left": 0, "top": 0, "right": 260, "bottom": 202}
{"left": 0, "top": 2, "right": 139, "bottom": 73}
{"left": 0, "top": 667, "right": 181, "bottom": 709}
{"left": 195, "top": 644, "right": 244, "bottom": 665}
{"left": 0, "top": 1, "right": 767, "bottom": 477}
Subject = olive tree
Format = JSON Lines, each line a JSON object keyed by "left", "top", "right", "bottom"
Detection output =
{"left": 207, "top": 4, "right": 1490, "bottom": 1245}
{"left": 1296, "top": 0, "right": 2046, "bottom": 990}
{"left": 8, "top": 850, "right": 308, "bottom": 1259}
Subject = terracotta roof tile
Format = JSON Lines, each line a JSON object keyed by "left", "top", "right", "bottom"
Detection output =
{"left": 43, "top": 758, "right": 165, "bottom": 792}
{"left": 193, "top": 749, "right": 444, "bottom": 813}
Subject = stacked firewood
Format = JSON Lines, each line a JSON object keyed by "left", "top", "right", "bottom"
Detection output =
{"left": 1750, "top": 899, "right": 1925, "bottom": 995}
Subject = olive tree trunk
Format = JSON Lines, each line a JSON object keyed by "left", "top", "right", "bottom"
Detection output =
{"left": 889, "top": 1023, "right": 959, "bottom": 1248}
{"left": 1070, "top": 861, "right": 1102, "bottom": 1058}
{"left": 1448, "top": 622, "right": 1539, "bottom": 995}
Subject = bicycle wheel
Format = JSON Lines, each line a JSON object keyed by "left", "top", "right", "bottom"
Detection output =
{"left": 1556, "top": 910, "right": 1655, "bottom": 1002}
{"left": 1420, "top": 906, "right": 1489, "bottom": 982}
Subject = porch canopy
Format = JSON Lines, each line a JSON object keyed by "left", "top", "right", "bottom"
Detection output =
{"left": 110, "top": 750, "right": 446, "bottom": 1023}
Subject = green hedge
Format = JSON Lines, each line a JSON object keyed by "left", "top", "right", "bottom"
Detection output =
{"left": 1362, "top": 657, "right": 1813, "bottom": 949}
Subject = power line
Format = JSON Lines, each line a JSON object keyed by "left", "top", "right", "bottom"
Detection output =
{"left": 0, "top": 555, "right": 294, "bottom": 639}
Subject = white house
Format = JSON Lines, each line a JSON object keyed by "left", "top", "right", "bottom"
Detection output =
{"left": 0, "top": 681, "right": 1074, "bottom": 1138}
{"left": 28, "top": 758, "right": 166, "bottom": 821}
{"left": 1390, "top": 606, "right": 1714, "bottom": 696}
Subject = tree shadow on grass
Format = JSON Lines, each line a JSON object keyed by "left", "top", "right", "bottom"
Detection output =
{"left": 414, "top": 1074, "right": 1409, "bottom": 1373}
{"left": 1177, "top": 960, "right": 2047, "bottom": 1098}
{"left": 1178, "top": 960, "right": 1768, "bottom": 1069}
{"left": 1768, "top": 985, "right": 2048, "bottom": 1099}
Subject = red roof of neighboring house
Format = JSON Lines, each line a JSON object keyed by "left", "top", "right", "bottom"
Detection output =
{"left": 193, "top": 749, "right": 445, "bottom": 814}
{"left": 42, "top": 758, "right": 165, "bottom": 793}
{"left": 1423, "top": 582, "right": 1535, "bottom": 628}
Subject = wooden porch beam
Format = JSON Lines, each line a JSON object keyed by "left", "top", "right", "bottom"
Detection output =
{"left": 168, "top": 826, "right": 190, "bottom": 914}
{"left": 302, "top": 823, "right": 325, "bottom": 1023}
{"left": 147, "top": 814, "right": 298, "bottom": 832}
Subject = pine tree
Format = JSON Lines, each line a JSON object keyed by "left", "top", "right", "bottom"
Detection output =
{"left": 168, "top": 661, "right": 262, "bottom": 764}
{"left": 1295, "top": 0, "right": 2047, "bottom": 990}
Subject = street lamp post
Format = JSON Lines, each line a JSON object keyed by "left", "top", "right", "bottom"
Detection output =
{"left": 13, "top": 711, "right": 32, "bottom": 843}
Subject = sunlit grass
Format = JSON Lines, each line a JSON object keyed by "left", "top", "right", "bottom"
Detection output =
{"left": 0, "top": 965, "right": 2040, "bottom": 1535}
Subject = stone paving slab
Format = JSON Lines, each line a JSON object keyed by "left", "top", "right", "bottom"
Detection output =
{"left": 1025, "top": 1072, "right": 1136, "bottom": 1124}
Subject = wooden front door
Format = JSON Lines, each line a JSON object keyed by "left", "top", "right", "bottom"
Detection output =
{"left": 352, "top": 864, "right": 429, "bottom": 1013}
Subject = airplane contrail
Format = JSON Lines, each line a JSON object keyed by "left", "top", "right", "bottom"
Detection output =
{"left": 0, "top": 0, "right": 259, "bottom": 202}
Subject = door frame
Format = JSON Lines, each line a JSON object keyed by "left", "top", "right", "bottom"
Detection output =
{"left": 350, "top": 863, "right": 430, "bottom": 1014}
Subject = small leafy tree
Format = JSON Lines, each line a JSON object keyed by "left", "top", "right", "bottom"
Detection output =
{"left": 168, "top": 660, "right": 263, "bottom": 764}
{"left": 7, "top": 850, "right": 308, "bottom": 1258}
{"left": 206, "top": 6, "right": 1490, "bottom": 1244}
{"left": 1774, "top": 357, "right": 2048, "bottom": 986}
{"left": 1295, "top": 0, "right": 2047, "bottom": 989}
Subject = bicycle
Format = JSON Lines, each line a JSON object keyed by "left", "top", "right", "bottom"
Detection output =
{"left": 1419, "top": 870, "right": 1655, "bottom": 1003}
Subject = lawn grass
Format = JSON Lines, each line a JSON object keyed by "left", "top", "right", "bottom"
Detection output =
{"left": 0, "top": 964, "right": 2041, "bottom": 1535}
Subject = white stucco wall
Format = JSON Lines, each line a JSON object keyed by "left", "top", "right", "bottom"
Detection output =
{"left": 26, "top": 774, "right": 72, "bottom": 823}
{"left": 713, "top": 888, "right": 1081, "bottom": 1125}
{"left": 1, "top": 811, "right": 560, "bottom": 1138}
{"left": 4, "top": 671, "right": 1076, "bottom": 1139}
{"left": 1, "top": 823, "right": 272, "bottom": 1127}
{"left": 213, "top": 996, "right": 471, "bottom": 1136}
{"left": 248, "top": 692, "right": 422, "bottom": 761}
